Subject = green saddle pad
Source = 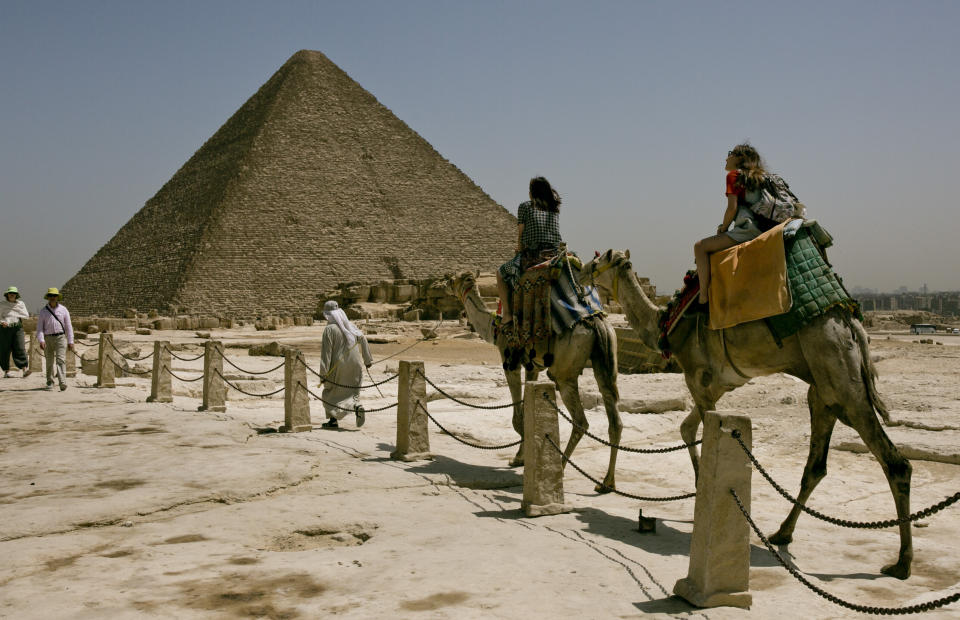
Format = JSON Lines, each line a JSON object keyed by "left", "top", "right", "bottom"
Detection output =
{"left": 767, "top": 226, "right": 861, "bottom": 339}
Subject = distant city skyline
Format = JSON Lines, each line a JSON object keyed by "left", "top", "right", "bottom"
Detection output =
{"left": 2, "top": 1, "right": 959, "bottom": 306}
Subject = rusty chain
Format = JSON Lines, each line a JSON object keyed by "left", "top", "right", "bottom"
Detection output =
{"left": 161, "top": 366, "right": 203, "bottom": 382}
{"left": 544, "top": 434, "right": 696, "bottom": 501}
{"left": 221, "top": 355, "right": 285, "bottom": 375}
{"left": 299, "top": 382, "right": 397, "bottom": 413}
{"left": 731, "top": 429, "right": 960, "bottom": 528}
{"left": 303, "top": 362, "right": 399, "bottom": 389}
{"left": 162, "top": 346, "right": 205, "bottom": 362}
{"left": 214, "top": 369, "right": 284, "bottom": 398}
{"left": 544, "top": 393, "right": 702, "bottom": 454}
{"left": 106, "top": 338, "right": 154, "bottom": 361}
{"left": 730, "top": 489, "right": 960, "bottom": 614}
{"left": 416, "top": 401, "right": 522, "bottom": 450}
{"left": 417, "top": 369, "right": 521, "bottom": 410}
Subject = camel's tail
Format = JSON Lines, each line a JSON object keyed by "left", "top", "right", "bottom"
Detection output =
{"left": 851, "top": 317, "right": 891, "bottom": 425}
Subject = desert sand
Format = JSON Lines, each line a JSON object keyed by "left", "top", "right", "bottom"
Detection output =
{"left": 1, "top": 318, "right": 959, "bottom": 619}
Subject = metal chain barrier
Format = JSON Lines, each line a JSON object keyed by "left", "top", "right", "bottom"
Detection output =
{"left": 214, "top": 369, "right": 284, "bottom": 398}
{"left": 162, "top": 366, "right": 204, "bottom": 382}
{"left": 545, "top": 393, "right": 701, "bottom": 454}
{"left": 544, "top": 434, "right": 696, "bottom": 502}
{"left": 162, "top": 346, "right": 205, "bottom": 362}
{"left": 303, "top": 362, "right": 400, "bottom": 389}
{"left": 730, "top": 489, "right": 959, "bottom": 614}
{"left": 416, "top": 402, "right": 522, "bottom": 450}
{"left": 108, "top": 357, "right": 153, "bottom": 375}
{"left": 107, "top": 338, "right": 154, "bottom": 361}
{"left": 221, "top": 355, "right": 285, "bottom": 375}
{"left": 417, "top": 369, "right": 521, "bottom": 410}
{"left": 731, "top": 429, "right": 960, "bottom": 528}
{"left": 300, "top": 383, "right": 398, "bottom": 413}
{"left": 368, "top": 316, "right": 444, "bottom": 366}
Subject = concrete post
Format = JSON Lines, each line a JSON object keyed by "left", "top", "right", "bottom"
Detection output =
{"left": 521, "top": 381, "right": 571, "bottom": 517}
{"left": 28, "top": 332, "right": 44, "bottom": 375}
{"left": 281, "top": 349, "right": 312, "bottom": 432}
{"left": 674, "top": 411, "right": 753, "bottom": 609}
{"left": 147, "top": 341, "right": 172, "bottom": 403}
{"left": 390, "top": 360, "right": 432, "bottom": 461}
{"left": 198, "top": 340, "right": 226, "bottom": 412}
{"left": 96, "top": 333, "right": 116, "bottom": 388}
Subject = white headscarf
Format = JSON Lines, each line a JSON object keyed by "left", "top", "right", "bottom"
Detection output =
{"left": 322, "top": 300, "right": 364, "bottom": 346}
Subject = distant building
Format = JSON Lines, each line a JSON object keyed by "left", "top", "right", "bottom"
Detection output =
{"left": 910, "top": 324, "right": 936, "bottom": 334}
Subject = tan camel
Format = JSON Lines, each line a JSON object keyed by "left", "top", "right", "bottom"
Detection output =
{"left": 445, "top": 271, "right": 623, "bottom": 491}
{"left": 581, "top": 249, "right": 913, "bottom": 579}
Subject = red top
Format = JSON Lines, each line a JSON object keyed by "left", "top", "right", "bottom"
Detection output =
{"left": 725, "top": 170, "right": 746, "bottom": 206}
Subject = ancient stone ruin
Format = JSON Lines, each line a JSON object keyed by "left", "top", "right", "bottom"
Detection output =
{"left": 62, "top": 49, "right": 516, "bottom": 318}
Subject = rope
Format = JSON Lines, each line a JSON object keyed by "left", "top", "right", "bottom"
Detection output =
{"left": 545, "top": 435, "right": 696, "bottom": 501}
{"left": 417, "top": 402, "right": 522, "bottom": 450}
{"left": 730, "top": 489, "right": 960, "bottom": 614}
{"left": 731, "top": 429, "right": 960, "bottom": 528}
{"left": 214, "top": 369, "right": 284, "bottom": 398}
{"left": 162, "top": 346, "right": 205, "bottom": 362}
{"left": 368, "top": 316, "right": 444, "bottom": 366}
{"left": 545, "top": 393, "right": 701, "bottom": 454}
{"left": 304, "top": 362, "right": 399, "bottom": 388}
{"left": 106, "top": 338, "right": 154, "bottom": 361}
{"left": 300, "top": 383, "right": 397, "bottom": 413}
{"left": 221, "top": 355, "right": 285, "bottom": 375}
{"left": 163, "top": 366, "right": 204, "bottom": 382}
{"left": 417, "top": 369, "right": 520, "bottom": 410}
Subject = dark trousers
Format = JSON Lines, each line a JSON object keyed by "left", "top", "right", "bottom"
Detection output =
{"left": 0, "top": 324, "right": 28, "bottom": 371}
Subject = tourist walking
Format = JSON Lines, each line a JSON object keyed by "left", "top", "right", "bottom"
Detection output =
{"left": 497, "top": 176, "right": 565, "bottom": 325}
{"left": 1, "top": 286, "right": 30, "bottom": 378}
{"left": 317, "top": 300, "right": 373, "bottom": 429}
{"left": 36, "top": 288, "right": 74, "bottom": 391}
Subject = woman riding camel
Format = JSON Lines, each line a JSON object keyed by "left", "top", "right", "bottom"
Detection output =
{"left": 694, "top": 143, "right": 779, "bottom": 304}
{"left": 497, "top": 176, "right": 565, "bottom": 325}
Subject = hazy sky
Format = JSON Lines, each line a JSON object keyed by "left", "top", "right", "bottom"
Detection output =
{"left": 2, "top": 0, "right": 959, "bottom": 307}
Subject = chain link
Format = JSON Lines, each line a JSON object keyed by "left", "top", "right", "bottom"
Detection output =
{"left": 416, "top": 402, "right": 522, "bottom": 450}
{"left": 731, "top": 429, "right": 960, "bottom": 528}
{"left": 106, "top": 338, "right": 154, "bottom": 361}
{"left": 162, "top": 366, "right": 204, "bottom": 382}
{"left": 162, "top": 346, "right": 205, "bottom": 362}
{"left": 730, "top": 489, "right": 960, "bottom": 614}
{"left": 544, "top": 434, "right": 696, "bottom": 501}
{"left": 545, "top": 393, "right": 701, "bottom": 454}
{"left": 304, "top": 362, "right": 400, "bottom": 388}
{"left": 299, "top": 383, "right": 397, "bottom": 413}
{"left": 108, "top": 357, "right": 153, "bottom": 375}
{"left": 221, "top": 355, "right": 285, "bottom": 375}
{"left": 214, "top": 369, "right": 284, "bottom": 398}
{"left": 417, "top": 369, "right": 521, "bottom": 410}
{"left": 368, "top": 316, "right": 444, "bottom": 366}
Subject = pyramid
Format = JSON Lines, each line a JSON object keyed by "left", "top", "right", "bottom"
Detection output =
{"left": 63, "top": 50, "right": 516, "bottom": 317}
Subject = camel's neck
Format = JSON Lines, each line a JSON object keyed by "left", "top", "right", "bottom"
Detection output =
{"left": 460, "top": 286, "right": 497, "bottom": 344}
{"left": 615, "top": 265, "right": 662, "bottom": 350}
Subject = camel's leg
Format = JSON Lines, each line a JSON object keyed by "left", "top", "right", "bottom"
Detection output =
{"left": 770, "top": 385, "right": 837, "bottom": 545}
{"left": 555, "top": 377, "right": 590, "bottom": 481}
{"left": 505, "top": 366, "right": 524, "bottom": 467}
{"left": 680, "top": 405, "right": 706, "bottom": 481}
{"left": 590, "top": 349, "right": 621, "bottom": 493}
{"left": 799, "top": 319, "right": 913, "bottom": 579}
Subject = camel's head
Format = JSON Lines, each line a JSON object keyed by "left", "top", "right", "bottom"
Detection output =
{"left": 581, "top": 249, "right": 631, "bottom": 296}
{"left": 443, "top": 271, "right": 476, "bottom": 301}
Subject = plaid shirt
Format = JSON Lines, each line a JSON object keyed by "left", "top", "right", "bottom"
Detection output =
{"left": 518, "top": 201, "right": 563, "bottom": 250}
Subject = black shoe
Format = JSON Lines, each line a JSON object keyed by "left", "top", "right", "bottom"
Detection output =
{"left": 355, "top": 406, "right": 366, "bottom": 428}
{"left": 321, "top": 418, "right": 338, "bottom": 429}
{"left": 60, "top": 383, "right": 68, "bottom": 392}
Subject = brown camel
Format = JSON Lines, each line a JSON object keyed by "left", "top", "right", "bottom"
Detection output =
{"left": 445, "top": 271, "right": 623, "bottom": 491}
{"left": 580, "top": 249, "right": 913, "bottom": 579}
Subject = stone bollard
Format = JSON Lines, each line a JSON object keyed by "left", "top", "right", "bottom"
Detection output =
{"left": 674, "top": 411, "right": 753, "bottom": 609}
{"left": 390, "top": 360, "right": 432, "bottom": 461}
{"left": 281, "top": 349, "right": 312, "bottom": 432}
{"left": 198, "top": 340, "right": 226, "bottom": 412}
{"left": 96, "top": 333, "right": 116, "bottom": 388}
{"left": 521, "top": 381, "right": 571, "bottom": 517}
{"left": 65, "top": 344, "right": 76, "bottom": 377}
{"left": 28, "top": 333, "right": 44, "bottom": 375}
{"left": 147, "top": 341, "right": 172, "bottom": 403}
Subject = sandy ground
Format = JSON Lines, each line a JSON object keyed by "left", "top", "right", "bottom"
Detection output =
{"left": 1, "top": 319, "right": 959, "bottom": 619}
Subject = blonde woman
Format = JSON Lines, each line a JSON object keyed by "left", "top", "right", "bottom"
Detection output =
{"left": 694, "top": 143, "right": 778, "bottom": 304}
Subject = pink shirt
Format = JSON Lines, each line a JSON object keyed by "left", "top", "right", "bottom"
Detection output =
{"left": 36, "top": 303, "right": 74, "bottom": 345}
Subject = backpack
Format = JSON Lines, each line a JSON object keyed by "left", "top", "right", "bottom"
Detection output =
{"left": 749, "top": 173, "right": 806, "bottom": 223}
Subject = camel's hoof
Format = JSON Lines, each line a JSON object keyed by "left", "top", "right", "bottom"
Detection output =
{"left": 594, "top": 483, "right": 615, "bottom": 494}
{"left": 768, "top": 530, "right": 792, "bottom": 546}
{"left": 881, "top": 561, "right": 911, "bottom": 580}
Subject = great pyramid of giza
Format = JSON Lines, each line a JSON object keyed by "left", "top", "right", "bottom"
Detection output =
{"left": 62, "top": 50, "right": 516, "bottom": 317}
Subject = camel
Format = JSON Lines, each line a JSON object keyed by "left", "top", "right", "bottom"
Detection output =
{"left": 580, "top": 249, "right": 913, "bottom": 579}
{"left": 445, "top": 271, "right": 623, "bottom": 491}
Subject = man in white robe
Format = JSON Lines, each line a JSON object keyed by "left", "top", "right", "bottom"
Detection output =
{"left": 318, "top": 300, "right": 373, "bottom": 429}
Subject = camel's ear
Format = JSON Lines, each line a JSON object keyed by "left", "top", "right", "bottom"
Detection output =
{"left": 603, "top": 248, "right": 612, "bottom": 260}
{"left": 624, "top": 249, "right": 630, "bottom": 260}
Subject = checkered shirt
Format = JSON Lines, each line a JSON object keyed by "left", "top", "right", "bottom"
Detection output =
{"left": 518, "top": 201, "right": 563, "bottom": 250}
